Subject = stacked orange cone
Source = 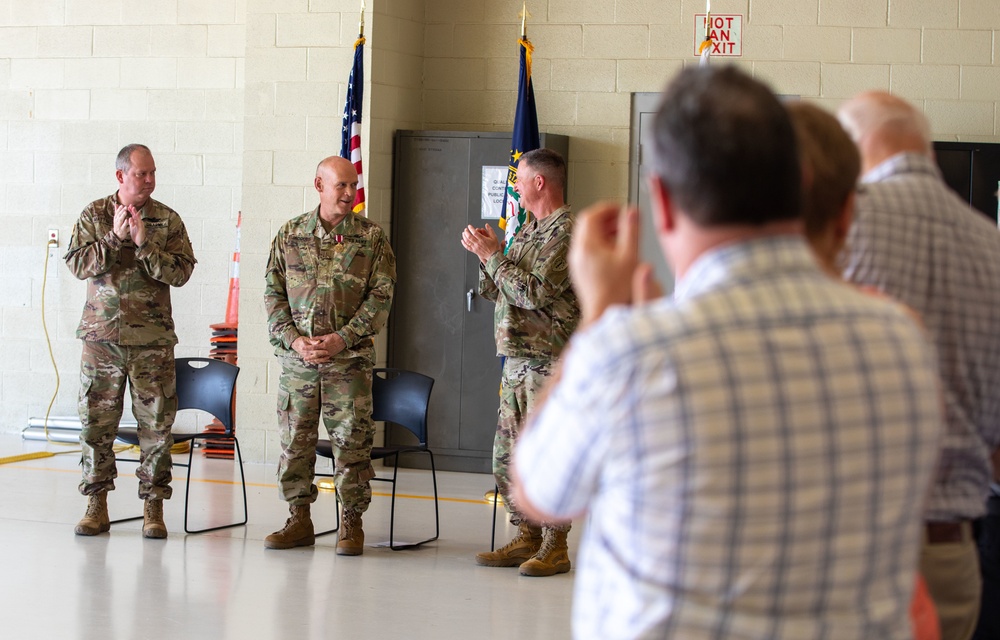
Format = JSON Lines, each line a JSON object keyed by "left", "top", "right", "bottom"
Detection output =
{"left": 204, "top": 212, "right": 241, "bottom": 459}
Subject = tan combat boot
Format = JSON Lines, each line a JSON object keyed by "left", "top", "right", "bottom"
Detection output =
{"left": 475, "top": 522, "right": 543, "bottom": 567}
{"left": 336, "top": 509, "right": 365, "bottom": 556}
{"left": 264, "top": 504, "right": 315, "bottom": 549}
{"left": 75, "top": 492, "right": 110, "bottom": 536}
{"left": 143, "top": 498, "right": 168, "bottom": 539}
{"left": 519, "top": 527, "right": 571, "bottom": 577}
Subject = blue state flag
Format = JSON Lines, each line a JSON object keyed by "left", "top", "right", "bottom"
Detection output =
{"left": 499, "top": 37, "right": 540, "bottom": 255}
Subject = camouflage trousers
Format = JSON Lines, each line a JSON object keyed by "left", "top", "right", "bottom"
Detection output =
{"left": 494, "top": 356, "right": 570, "bottom": 532}
{"left": 78, "top": 341, "right": 176, "bottom": 500}
{"left": 276, "top": 354, "right": 375, "bottom": 513}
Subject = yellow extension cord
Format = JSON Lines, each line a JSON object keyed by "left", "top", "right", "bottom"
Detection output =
{"left": 0, "top": 241, "right": 188, "bottom": 466}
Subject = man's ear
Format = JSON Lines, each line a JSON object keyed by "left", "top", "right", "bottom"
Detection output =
{"left": 314, "top": 176, "right": 323, "bottom": 193}
{"left": 646, "top": 174, "right": 675, "bottom": 235}
{"left": 115, "top": 169, "right": 125, "bottom": 186}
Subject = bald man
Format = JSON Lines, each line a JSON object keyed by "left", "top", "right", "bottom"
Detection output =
{"left": 263, "top": 156, "right": 397, "bottom": 554}
{"left": 839, "top": 92, "right": 1000, "bottom": 640}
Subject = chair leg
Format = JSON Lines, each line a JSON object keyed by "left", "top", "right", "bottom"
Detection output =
{"left": 314, "top": 488, "right": 341, "bottom": 537}
{"left": 182, "top": 441, "right": 196, "bottom": 532}
{"left": 183, "top": 437, "right": 250, "bottom": 535}
{"left": 108, "top": 453, "right": 151, "bottom": 525}
{"left": 428, "top": 450, "right": 440, "bottom": 542}
{"left": 491, "top": 483, "right": 499, "bottom": 552}
{"left": 388, "top": 453, "right": 400, "bottom": 549}
{"left": 233, "top": 438, "right": 248, "bottom": 527}
{"left": 387, "top": 450, "right": 439, "bottom": 551}
{"left": 109, "top": 513, "right": 145, "bottom": 524}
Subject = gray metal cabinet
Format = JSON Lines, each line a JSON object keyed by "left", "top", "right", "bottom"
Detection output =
{"left": 389, "top": 130, "right": 569, "bottom": 473}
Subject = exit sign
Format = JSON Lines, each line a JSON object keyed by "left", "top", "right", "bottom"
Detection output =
{"left": 694, "top": 14, "right": 743, "bottom": 57}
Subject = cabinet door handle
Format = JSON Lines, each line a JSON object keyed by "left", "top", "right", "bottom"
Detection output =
{"left": 467, "top": 289, "right": 474, "bottom": 312}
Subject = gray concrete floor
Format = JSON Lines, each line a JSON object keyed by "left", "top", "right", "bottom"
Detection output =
{"left": 0, "top": 433, "right": 577, "bottom": 639}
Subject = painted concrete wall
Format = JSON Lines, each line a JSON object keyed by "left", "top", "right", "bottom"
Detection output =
{"left": 2, "top": 0, "right": 997, "bottom": 462}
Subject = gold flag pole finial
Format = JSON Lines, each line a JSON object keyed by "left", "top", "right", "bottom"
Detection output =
{"left": 359, "top": 0, "right": 366, "bottom": 38}
{"left": 698, "top": 0, "right": 713, "bottom": 64}
{"left": 519, "top": 2, "right": 531, "bottom": 39}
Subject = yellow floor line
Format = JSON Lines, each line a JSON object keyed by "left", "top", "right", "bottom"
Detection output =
{"left": 0, "top": 463, "right": 494, "bottom": 506}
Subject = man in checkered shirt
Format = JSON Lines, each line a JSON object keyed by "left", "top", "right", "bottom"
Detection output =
{"left": 839, "top": 91, "right": 1000, "bottom": 640}
{"left": 514, "top": 67, "right": 944, "bottom": 639}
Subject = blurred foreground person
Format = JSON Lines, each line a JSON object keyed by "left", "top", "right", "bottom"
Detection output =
{"left": 839, "top": 91, "right": 1000, "bottom": 640}
{"left": 514, "top": 67, "right": 943, "bottom": 639}
{"left": 788, "top": 100, "right": 940, "bottom": 640}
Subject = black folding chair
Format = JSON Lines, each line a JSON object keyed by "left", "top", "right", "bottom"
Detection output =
{"left": 113, "top": 357, "right": 247, "bottom": 534}
{"left": 316, "top": 368, "right": 439, "bottom": 550}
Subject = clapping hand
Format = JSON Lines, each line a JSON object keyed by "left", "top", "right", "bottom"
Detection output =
{"left": 113, "top": 204, "right": 132, "bottom": 241}
{"left": 461, "top": 224, "right": 502, "bottom": 263}
{"left": 569, "top": 202, "right": 663, "bottom": 327}
{"left": 127, "top": 206, "right": 146, "bottom": 246}
{"left": 113, "top": 204, "right": 146, "bottom": 246}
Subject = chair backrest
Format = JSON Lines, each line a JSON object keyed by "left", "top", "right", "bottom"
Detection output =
{"left": 372, "top": 368, "right": 434, "bottom": 446}
{"left": 175, "top": 357, "right": 240, "bottom": 434}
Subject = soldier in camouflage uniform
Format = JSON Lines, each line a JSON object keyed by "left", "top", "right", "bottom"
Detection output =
{"left": 65, "top": 144, "right": 197, "bottom": 540}
{"left": 461, "top": 148, "right": 580, "bottom": 576}
{"left": 263, "top": 156, "right": 396, "bottom": 555}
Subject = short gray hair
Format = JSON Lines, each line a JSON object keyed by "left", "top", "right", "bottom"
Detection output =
{"left": 116, "top": 144, "right": 152, "bottom": 172}
{"left": 520, "top": 148, "right": 567, "bottom": 190}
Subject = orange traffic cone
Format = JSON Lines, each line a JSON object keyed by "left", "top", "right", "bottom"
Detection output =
{"left": 210, "top": 211, "right": 240, "bottom": 364}
{"left": 204, "top": 213, "right": 242, "bottom": 460}
{"left": 225, "top": 210, "right": 240, "bottom": 326}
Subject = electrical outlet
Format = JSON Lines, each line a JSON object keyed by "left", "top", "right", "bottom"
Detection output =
{"left": 47, "top": 229, "right": 61, "bottom": 272}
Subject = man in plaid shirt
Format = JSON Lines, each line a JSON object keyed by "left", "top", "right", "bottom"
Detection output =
{"left": 515, "top": 68, "right": 943, "bottom": 640}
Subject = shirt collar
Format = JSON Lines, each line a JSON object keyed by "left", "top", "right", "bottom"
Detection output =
{"left": 861, "top": 152, "right": 941, "bottom": 184}
{"left": 674, "top": 235, "right": 817, "bottom": 301}
{"left": 308, "top": 206, "right": 358, "bottom": 238}
{"left": 529, "top": 204, "right": 572, "bottom": 233}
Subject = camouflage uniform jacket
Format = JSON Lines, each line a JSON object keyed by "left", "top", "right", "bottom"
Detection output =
{"left": 65, "top": 194, "right": 197, "bottom": 346}
{"left": 265, "top": 207, "right": 397, "bottom": 363}
{"left": 479, "top": 205, "right": 579, "bottom": 359}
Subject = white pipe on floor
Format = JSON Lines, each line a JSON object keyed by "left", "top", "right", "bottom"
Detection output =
{"left": 27, "top": 416, "right": 137, "bottom": 430}
{"left": 21, "top": 428, "right": 81, "bottom": 443}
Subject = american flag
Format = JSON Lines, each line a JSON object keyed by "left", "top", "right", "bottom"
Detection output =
{"left": 340, "top": 36, "right": 366, "bottom": 214}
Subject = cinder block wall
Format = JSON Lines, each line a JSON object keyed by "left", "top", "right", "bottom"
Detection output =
{"left": 3, "top": 0, "right": 997, "bottom": 463}
{"left": 0, "top": 1, "right": 245, "bottom": 437}
{"left": 421, "top": 0, "right": 999, "bottom": 208}
{"left": 238, "top": 0, "right": 356, "bottom": 464}
{"left": 237, "top": 0, "right": 426, "bottom": 463}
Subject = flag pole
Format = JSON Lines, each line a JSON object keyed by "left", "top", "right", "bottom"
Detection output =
{"left": 699, "top": 0, "right": 713, "bottom": 65}
{"left": 501, "top": 2, "right": 539, "bottom": 254}
{"left": 342, "top": 1, "right": 367, "bottom": 214}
